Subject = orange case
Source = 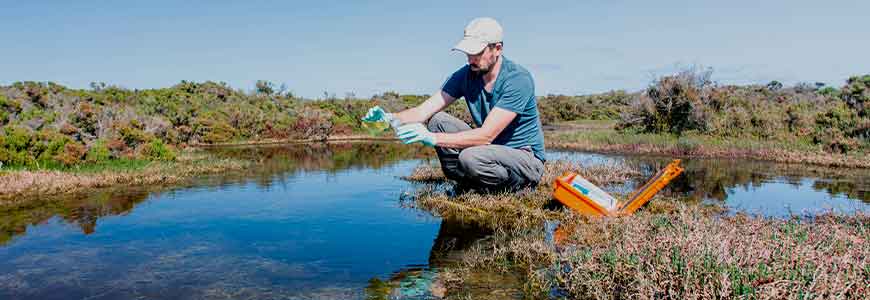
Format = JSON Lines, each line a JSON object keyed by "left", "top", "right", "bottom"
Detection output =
{"left": 553, "top": 159, "right": 684, "bottom": 216}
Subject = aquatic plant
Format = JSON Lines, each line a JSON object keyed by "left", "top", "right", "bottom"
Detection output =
{"left": 405, "top": 161, "right": 869, "bottom": 299}
{"left": 457, "top": 203, "right": 868, "bottom": 299}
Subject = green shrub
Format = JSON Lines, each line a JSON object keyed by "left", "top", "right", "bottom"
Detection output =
{"left": 86, "top": 140, "right": 111, "bottom": 162}
{"left": 0, "top": 94, "right": 22, "bottom": 113}
{"left": 2, "top": 126, "right": 32, "bottom": 152}
{"left": 139, "top": 139, "right": 176, "bottom": 161}
{"left": 119, "top": 123, "right": 152, "bottom": 148}
{"left": 841, "top": 74, "right": 869, "bottom": 117}
{"left": 0, "top": 147, "right": 34, "bottom": 167}
{"left": 35, "top": 130, "right": 72, "bottom": 162}
{"left": 192, "top": 115, "right": 236, "bottom": 144}
{"left": 0, "top": 126, "right": 35, "bottom": 167}
{"left": 813, "top": 102, "right": 861, "bottom": 153}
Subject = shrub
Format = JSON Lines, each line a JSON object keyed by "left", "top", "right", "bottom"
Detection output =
{"left": 255, "top": 80, "right": 276, "bottom": 96}
{"left": 192, "top": 114, "right": 237, "bottom": 144}
{"left": 119, "top": 123, "right": 152, "bottom": 148}
{"left": 106, "top": 138, "right": 127, "bottom": 153}
{"left": 292, "top": 107, "right": 333, "bottom": 140}
{"left": 54, "top": 142, "right": 86, "bottom": 166}
{"left": 85, "top": 139, "right": 111, "bottom": 162}
{"left": 813, "top": 102, "right": 861, "bottom": 153}
{"left": 139, "top": 139, "right": 176, "bottom": 161}
{"left": 0, "top": 94, "right": 20, "bottom": 110}
{"left": 72, "top": 102, "right": 99, "bottom": 136}
{"left": 621, "top": 69, "right": 711, "bottom": 134}
{"left": 1, "top": 126, "right": 31, "bottom": 151}
{"left": 841, "top": 74, "right": 869, "bottom": 117}
{"left": 35, "top": 130, "right": 72, "bottom": 162}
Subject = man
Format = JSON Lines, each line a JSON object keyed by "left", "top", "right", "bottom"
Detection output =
{"left": 363, "top": 17, "right": 545, "bottom": 192}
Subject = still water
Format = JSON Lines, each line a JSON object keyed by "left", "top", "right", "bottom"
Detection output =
{"left": 1, "top": 142, "right": 868, "bottom": 299}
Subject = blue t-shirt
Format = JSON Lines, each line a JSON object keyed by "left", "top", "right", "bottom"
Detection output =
{"left": 441, "top": 57, "right": 546, "bottom": 161}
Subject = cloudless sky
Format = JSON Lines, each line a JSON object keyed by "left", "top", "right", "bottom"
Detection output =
{"left": 2, "top": 0, "right": 869, "bottom": 98}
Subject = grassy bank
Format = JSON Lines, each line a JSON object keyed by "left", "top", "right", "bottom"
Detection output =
{"left": 401, "top": 163, "right": 869, "bottom": 299}
{"left": 546, "top": 122, "right": 870, "bottom": 168}
{"left": 0, "top": 149, "right": 249, "bottom": 205}
{"left": 0, "top": 138, "right": 433, "bottom": 205}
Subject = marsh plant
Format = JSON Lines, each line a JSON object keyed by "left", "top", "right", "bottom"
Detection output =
{"left": 403, "top": 162, "right": 869, "bottom": 299}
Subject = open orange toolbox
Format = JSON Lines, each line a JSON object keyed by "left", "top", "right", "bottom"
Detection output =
{"left": 553, "top": 159, "right": 684, "bottom": 216}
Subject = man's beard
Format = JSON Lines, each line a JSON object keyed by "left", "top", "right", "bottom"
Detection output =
{"left": 470, "top": 56, "right": 499, "bottom": 76}
{"left": 470, "top": 65, "right": 491, "bottom": 75}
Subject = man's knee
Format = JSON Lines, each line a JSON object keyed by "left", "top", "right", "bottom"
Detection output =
{"left": 427, "top": 112, "right": 470, "bottom": 134}
{"left": 458, "top": 147, "right": 506, "bottom": 180}
{"left": 427, "top": 112, "right": 449, "bottom": 133}
{"left": 457, "top": 147, "right": 484, "bottom": 171}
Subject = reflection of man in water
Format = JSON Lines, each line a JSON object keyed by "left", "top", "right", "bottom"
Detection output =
{"left": 363, "top": 17, "right": 546, "bottom": 193}
{"left": 365, "top": 220, "right": 513, "bottom": 299}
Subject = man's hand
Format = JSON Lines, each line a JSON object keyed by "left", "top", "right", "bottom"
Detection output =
{"left": 396, "top": 123, "right": 437, "bottom": 147}
{"left": 362, "top": 106, "right": 401, "bottom": 128}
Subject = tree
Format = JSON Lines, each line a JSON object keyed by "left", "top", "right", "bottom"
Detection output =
{"left": 255, "top": 80, "right": 275, "bottom": 96}
{"left": 766, "top": 80, "right": 783, "bottom": 91}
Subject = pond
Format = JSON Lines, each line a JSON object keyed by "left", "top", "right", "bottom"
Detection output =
{"left": 1, "top": 142, "right": 868, "bottom": 299}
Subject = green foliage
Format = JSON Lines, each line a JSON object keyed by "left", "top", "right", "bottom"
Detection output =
{"left": 766, "top": 80, "right": 783, "bottom": 91}
{"left": 818, "top": 86, "right": 840, "bottom": 97}
{"left": 841, "top": 74, "right": 870, "bottom": 117}
{"left": 0, "top": 94, "right": 22, "bottom": 114}
{"left": 71, "top": 158, "right": 150, "bottom": 173}
{"left": 0, "top": 126, "right": 88, "bottom": 168}
{"left": 2, "top": 73, "right": 867, "bottom": 170}
{"left": 617, "top": 70, "right": 869, "bottom": 154}
{"left": 0, "top": 126, "right": 36, "bottom": 167}
{"left": 86, "top": 139, "right": 111, "bottom": 162}
{"left": 139, "top": 139, "right": 176, "bottom": 161}
{"left": 813, "top": 102, "right": 861, "bottom": 153}
{"left": 192, "top": 113, "right": 237, "bottom": 143}
{"left": 255, "top": 80, "right": 275, "bottom": 95}
{"left": 538, "top": 90, "right": 632, "bottom": 125}
{"left": 119, "top": 122, "right": 152, "bottom": 148}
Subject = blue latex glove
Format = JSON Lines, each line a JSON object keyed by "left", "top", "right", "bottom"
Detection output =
{"left": 396, "top": 123, "right": 437, "bottom": 147}
{"left": 362, "top": 106, "right": 401, "bottom": 128}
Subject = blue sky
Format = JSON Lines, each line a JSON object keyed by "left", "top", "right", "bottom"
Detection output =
{"left": 2, "top": 0, "right": 868, "bottom": 98}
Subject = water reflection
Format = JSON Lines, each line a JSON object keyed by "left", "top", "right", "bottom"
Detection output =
{"left": 648, "top": 158, "right": 870, "bottom": 204}
{"left": 2, "top": 142, "right": 432, "bottom": 247}
{"left": 201, "top": 141, "right": 435, "bottom": 190}
{"left": 365, "top": 218, "right": 522, "bottom": 300}
{"left": 1, "top": 142, "right": 440, "bottom": 300}
{"left": 552, "top": 152, "right": 870, "bottom": 216}
{"left": 0, "top": 189, "right": 151, "bottom": 245}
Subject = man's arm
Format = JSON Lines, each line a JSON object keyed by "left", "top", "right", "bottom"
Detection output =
{"left": 392, "top": 91, "right": 456, "bottom": 124}
{"left": 433, "top": 107, "right": 516, "bottom": 149}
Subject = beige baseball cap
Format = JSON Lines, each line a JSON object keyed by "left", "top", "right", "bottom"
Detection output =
{"left": 452, "top": 17, "right": 503, "bottom": 55}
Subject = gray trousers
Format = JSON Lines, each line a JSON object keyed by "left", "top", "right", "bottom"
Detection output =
{"left": 427, "top": 112, "right": 545, "bottom": 192}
